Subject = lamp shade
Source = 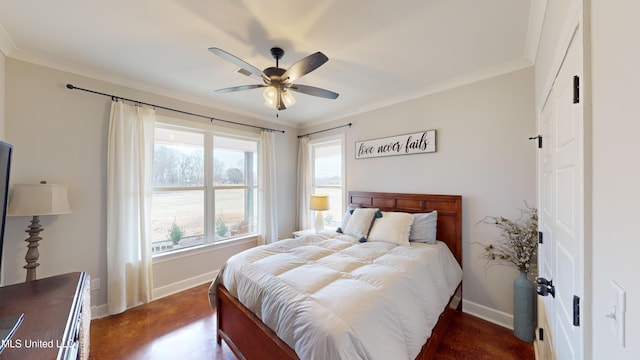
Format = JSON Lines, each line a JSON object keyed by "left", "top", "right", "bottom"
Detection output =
{"left": 8, "top": 183, "right": 72, "bottom": 216}
{"left": 310, "top": 194, "right": 329, "bottom": 211}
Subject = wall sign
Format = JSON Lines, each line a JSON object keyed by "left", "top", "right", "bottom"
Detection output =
{"left": 355, "top": 130, "right": 436, "bottom": 159}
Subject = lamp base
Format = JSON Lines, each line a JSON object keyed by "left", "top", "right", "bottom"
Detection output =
{"left": 24, "top": 215, "right": 43, "bottom": 282}
{"left": 314, "top": 211, "right": 324, "bottom": 233}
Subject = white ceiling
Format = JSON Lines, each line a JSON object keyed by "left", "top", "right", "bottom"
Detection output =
{"left": 0, "top": 0, "right": 540, "bottom": 127}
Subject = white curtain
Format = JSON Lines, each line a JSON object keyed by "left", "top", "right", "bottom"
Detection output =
{"left": 106, "top": 101, "right": 155, "bottom": 315}
{"left": 259, "top": 130, "right": 278, "bottom": 245}
{"left": 296, "top": 136, "right": 312, "bottom": 230}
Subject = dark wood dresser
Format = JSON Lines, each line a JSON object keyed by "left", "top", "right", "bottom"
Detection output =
{"left": 0, "top": 272, "right": 89, "bottom": 359}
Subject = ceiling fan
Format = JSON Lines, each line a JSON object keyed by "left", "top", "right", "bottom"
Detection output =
{"left": 209, "top": 47, "right": 339, "bottom": 111}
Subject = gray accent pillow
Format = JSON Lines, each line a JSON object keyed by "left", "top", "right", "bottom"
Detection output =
{"left": 409, "top": 211, "right": 438, "bottom": 244}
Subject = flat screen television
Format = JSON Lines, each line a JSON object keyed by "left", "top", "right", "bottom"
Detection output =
{"left": 0, "top": 140, "right": 21, "bottom": 354}
{"left": 0, "top": 140, "right": 12, "bottom": 282}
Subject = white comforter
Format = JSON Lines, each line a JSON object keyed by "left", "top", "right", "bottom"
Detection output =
{"left": 212, "top": 232, "right": 463, "bottom": 360}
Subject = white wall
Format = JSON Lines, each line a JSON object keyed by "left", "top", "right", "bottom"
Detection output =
{"left": 590, "top": 1, "right": 640, "bottom": 358}
{"left": 303, "top": 67, "right": 536, "bottom": 326}
{"left": 3, "top": 59, "right": 299, "bottom": 312}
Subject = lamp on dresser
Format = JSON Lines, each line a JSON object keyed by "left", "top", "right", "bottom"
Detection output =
{"left": 310, "top": 194, "right": 329, "bottom": 233}
{"left": 7, "top": 181, "right": 71, "bottom": 281}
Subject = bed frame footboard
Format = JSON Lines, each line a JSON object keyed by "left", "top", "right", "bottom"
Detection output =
{"left": 416, "top": 284, "right": 463, "bottom": 359}
{"left": 217, "top": 284, "right": 299, "bottom": 360}
{"left": 217, "top": 282, "right": 462, "bottom": 360}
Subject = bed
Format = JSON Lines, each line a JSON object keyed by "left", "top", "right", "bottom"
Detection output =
{"left": 209, "top": 191, "right": 463, "bottom": 360}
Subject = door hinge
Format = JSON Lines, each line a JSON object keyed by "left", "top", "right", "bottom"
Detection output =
{"left": 573, "top": 295, "right": 581, "bottom": 326}
{"left": 529, "top": 135, "right": 542, "bottom": 149}
{"left": 538, "top": 231, "right": 543, "bottom": 244}
{"left": 538, "top": 327, "right": 544, "bottom": 341}
{"left": 573, "top": 75, "right": 580, "bottom": 104}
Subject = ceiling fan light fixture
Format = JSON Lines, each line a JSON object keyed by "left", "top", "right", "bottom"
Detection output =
{"left": 263, "top": 85, "right": 277, "bottom": 99}
{"left": 263, "top": 99, "right": 277, "bottom": 109}
{"left": 263, "top": 86, "right": 278, "bottom": 109}
{"left": 282, "top": 90, "right": 296, "bottom": 107}
{"left": 264, "top": 97, "right": 278, "bottom": 109}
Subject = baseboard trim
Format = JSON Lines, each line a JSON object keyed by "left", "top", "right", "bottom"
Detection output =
{"left": 91, "top": 304, "right": 109, "bottom": 319}
{"left": 92, "top": 278, "right": 513, "bottom": 330}
{"left": 462, "top": 299, "right": 513, "bottom": 330}
{"left": 90, "top": 270, "right": 219, "bottom": 319}
{"left": 152, "top": 270, "right": 219, "bottom": 300}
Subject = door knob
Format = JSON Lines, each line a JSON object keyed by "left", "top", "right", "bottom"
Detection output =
{"left": 536, "top": 277, "right": 555, "bottom": 297}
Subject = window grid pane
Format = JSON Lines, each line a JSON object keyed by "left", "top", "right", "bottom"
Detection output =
{"left": 213, "top": 136, "right": 258, "bottom": 186}
{"left": 313, "top": 142, "right": 342, "bottom": 187}
{"left": 214, "top": 188, "right": 257, "bottom": 240}
{"left": 153, "top": 127, "right": 204, "bottom": 187}
{"left": 314, "top": 187, "right": 343, "bottom": 229}
{"left": 152, "top": 126, "right": 259, "bottom": 255}
{"left": 311, "top": 138, "right": 344, "bottom": 231}
{"left": 151, "top": 190, "right": 205, "bottom": 253}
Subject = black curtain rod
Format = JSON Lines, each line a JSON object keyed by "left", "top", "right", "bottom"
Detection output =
{"left": 298, "top": 123, "right": 352, "bottom": 138}
{"left": 66, "top": 84, "right": 285, "bottom": 134}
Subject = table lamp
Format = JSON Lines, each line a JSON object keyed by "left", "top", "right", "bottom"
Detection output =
{"left": 8, "top": 181, "right": 71, "bottom": 281}
{"left": 310, "top": 194, "right": 329, "bottom": 233}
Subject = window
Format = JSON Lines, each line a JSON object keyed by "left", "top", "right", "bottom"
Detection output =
{"left": 310, "top": 136, "right": 344, "bottom": 229}
{"left": 212, "top": 135, "right": 258, "bottom": 241}
{"left": 151, "top": 123, "right": 259, "bottom": 254}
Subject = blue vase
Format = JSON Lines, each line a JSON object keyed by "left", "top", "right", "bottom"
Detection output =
{"left": 513, "top": 270, "right": 534, "bottom": 342}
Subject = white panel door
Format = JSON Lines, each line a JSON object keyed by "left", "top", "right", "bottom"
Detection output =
{"left": 539, "top": 28, "right": 584, "bottom": 360}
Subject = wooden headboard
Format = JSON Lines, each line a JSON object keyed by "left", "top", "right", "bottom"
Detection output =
{"left": 348, "top": 191, "right": 462, "bottom": 266}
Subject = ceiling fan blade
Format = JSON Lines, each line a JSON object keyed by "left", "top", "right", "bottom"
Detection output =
{"left": 208, "top": 47, "right": 265, "bottom": 78}
{"left": 281, "top": 52, "right": 329, "bottom": 83}
{"left": 215, "top": 84, "right": 266, "bottom": 93}
{"left": 289, "top": 84, "right": 339, "bottom": 99}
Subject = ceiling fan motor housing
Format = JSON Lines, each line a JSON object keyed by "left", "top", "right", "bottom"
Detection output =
{"left": 263, "top": 67, "right": 286, "bottom": 80}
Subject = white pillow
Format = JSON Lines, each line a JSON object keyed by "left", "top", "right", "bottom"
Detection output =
{"left": 409, "top": 211, "right": 438, "bottom": 244}
{"left": 343, "top": 208, "right": 379, "bottom": 240}
{"left": 368, "top": 211, "right": 415, "bottom": 246}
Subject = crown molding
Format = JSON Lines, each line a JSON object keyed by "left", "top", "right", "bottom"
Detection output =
{"left": 7, "top": 48, "right": 297, "bottom": 129}
{"left": 5, "top": 38, "right": 534, "bottom": 131}
{"left": 0, "top": 23, "right": 16, "bottom": 57}
{"left": 310, "top": 58, "right": 534, "bottom": 128}
{"left": 525, "top": 0, "right": 548, "bottom": 64}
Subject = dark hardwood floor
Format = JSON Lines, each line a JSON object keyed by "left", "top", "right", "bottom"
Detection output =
{"left": 90, "top": 283, "right": 534, "bottom": 360}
